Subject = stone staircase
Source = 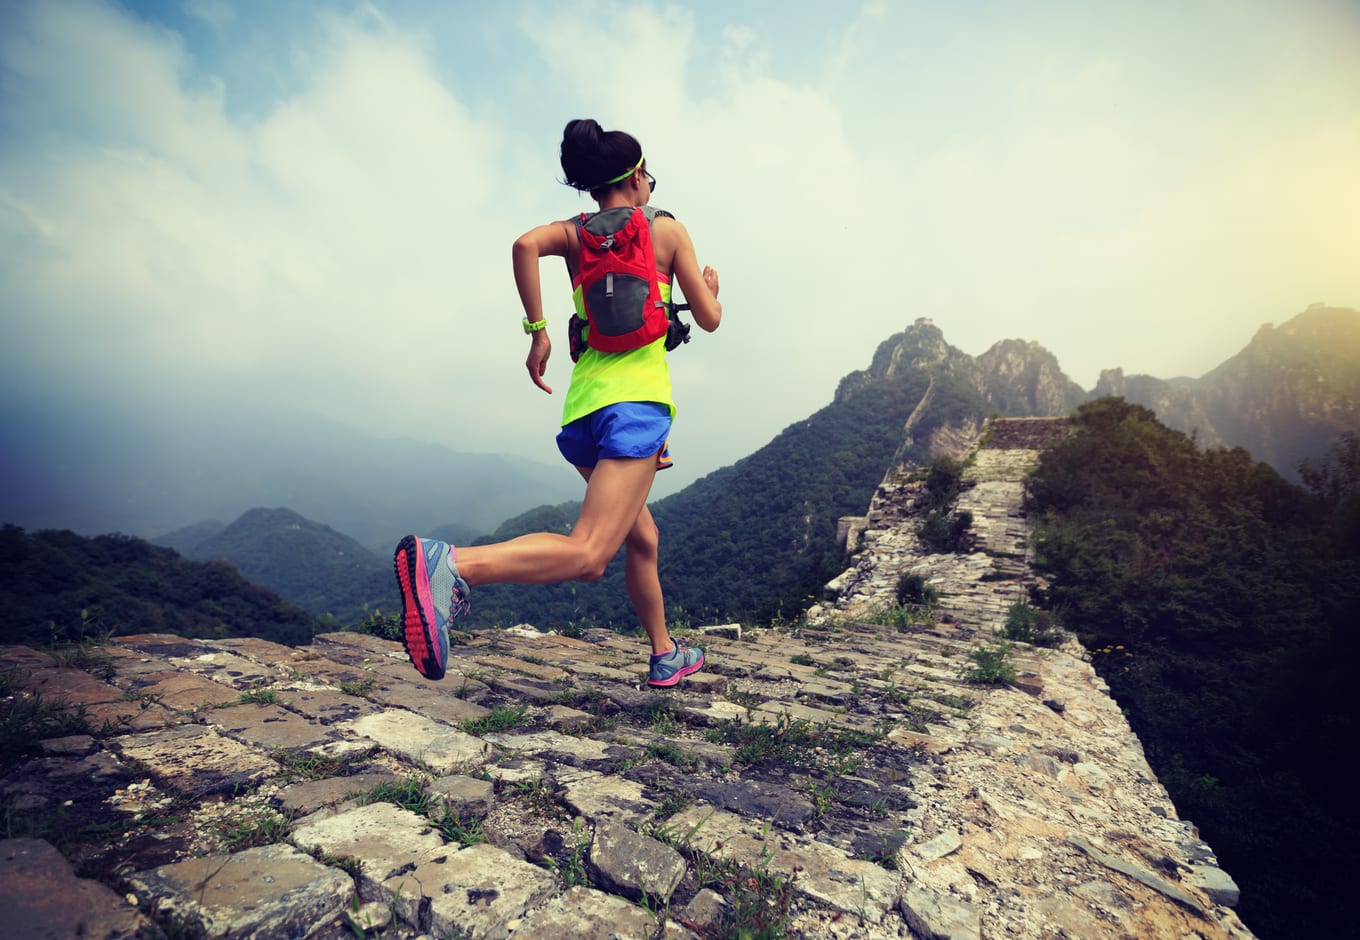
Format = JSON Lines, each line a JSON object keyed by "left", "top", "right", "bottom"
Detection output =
{"left": 0, "top": 420, "right": 1252, "bottom": 939}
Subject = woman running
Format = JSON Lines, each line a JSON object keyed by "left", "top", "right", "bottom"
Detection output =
{"left": 394, "top": 118, "right": 723, "bottom": 688}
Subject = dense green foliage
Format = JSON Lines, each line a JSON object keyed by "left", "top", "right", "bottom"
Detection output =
{"left": 0, "top": 524, "right": 324, "bottom": 646}
{"left": 1026, "top": 399, "right": 1359, "bottom": 939}
{"left": 913, "top": 455, "right": 973, "bottom": 552}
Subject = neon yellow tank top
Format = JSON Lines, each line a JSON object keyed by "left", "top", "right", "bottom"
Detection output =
{"left": 561, "top": 280, "right": 675, "bottom": 427}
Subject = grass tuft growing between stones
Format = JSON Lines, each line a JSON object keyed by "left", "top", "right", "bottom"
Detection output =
{"left": 460, "top": 704, "right": 529, "bottom": 735}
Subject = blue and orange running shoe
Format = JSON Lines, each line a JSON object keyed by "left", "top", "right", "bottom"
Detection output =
{"left": 647, "top": 640, "right": 705, "bottom": 688}
{"left": 393, "top": 535, "right": 470, "bottom": 680}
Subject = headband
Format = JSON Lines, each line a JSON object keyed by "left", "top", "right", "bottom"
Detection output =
{"left": 599, "top": 155, "right": 644, "bottom": 187}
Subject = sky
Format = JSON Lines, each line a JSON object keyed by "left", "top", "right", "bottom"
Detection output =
{"left": 2, "top": 0, "right": 1358, "bottom": 500}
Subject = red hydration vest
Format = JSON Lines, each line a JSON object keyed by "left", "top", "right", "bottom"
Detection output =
{"left": 571, "top": 205, "right": 670, "bottom": 354}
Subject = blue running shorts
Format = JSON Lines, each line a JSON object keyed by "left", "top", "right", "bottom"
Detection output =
{"left": 556, "top": 401, "right": 673, "bottom": 470}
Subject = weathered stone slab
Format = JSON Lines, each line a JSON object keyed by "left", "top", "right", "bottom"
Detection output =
{"left": 691, "top": 778, "right": 816, "bottom": 829}
{"left": 681, "top": 699, "right": 751, "bottom": 727}
{"left": 212, "top": 636, "right": 311, "bottom": 666}
{"left": 483, "top": 730, "right": 637, "bottom": 770}
{"left": 82, "top": 698, "right": 181, "bottom": 733}
{"left": 307, "top": 632, "right": 405, "bottom": 664}
{"left": 881, "top": 729, "right": 957, "bottom": 756}
{"left": 612, "top": 729, "right": 733, "bottom": 772}
{"left": 118, "top": 670, "right": 241, "bottom": 711}
{"left": 205, "top": 702, "right": 336, "bottom": 752}
{"left": 915, "top": 831, "right": 963, "bottom": 862}
{"left": 558, "top": 660, "right": 635, "bottom": 682}
{"left": 474, "top": 653, "right": 569, "bottom": 681}
{"left": 543, "top": 704, "right": 593, "bottom": 730}
{"left": 477, "top": 674, "right": 569, "bottom": 704}
{"left": 555, "top": 767, "right": 656, "bottom": 824}
{"left": 679, "top": 671, "right": 728, "bottom": 694}
{"left": 170, "top": 650, "right": 284, "bottom": 689}
{"left": 274, "top": 687, "right": 381, "bottom": 724}
{"left": 665, "top": 806, "right": 898, "bottom": 922}
{"left": 795, "top": 677, "right": 858, "bottom": 705}
{"left": 20, "top": 666, "right": 125, "bottom": 705}
{"left": 284, "top": 657, "right": 385, "bottom": 686}
{"left": 128, "top": 842, "right": 353, "bottom": 938}
{"left": 0, "top": 645, "right": 57, "bottom": 670}
{"left": 107, "top": 725, "right": 276, "bottom": 796}
{"left": 291, "top": 802, "right": 446, "bottom": 892}
{"left": 369, "top": 684, "right": 493, "bottom": 726}
{"left": 275, "top": 771, "right": 402, "bottom": 815}
{"left": 429, "top": 774, "right": 495, "bottom": 819}
{"left": 588, "top": 818, "right": 686, "bottom": 903}
{"left": 1188, "top": 863, "right": 1241, "bottom": 907}
{"left": 340, "top": 710, "right": 491, "bottom": 774}
{"left": 899, "top": 884, "right": 980, "bottom": 940}
{"left": 1, "top": 837, "right": 152, "bottom": 939}
{"left": 750, "top": 700, "right": 879, "bottom": 733}
{"left": 391, "top": 843, "right": 558, "bottom": 939}
{"left": 1067, "top": 835, "right": 1206, "bottom": 915}
{"left": 0, "top": 751, "right": 127, "bottom": 811}
{"left": 512, "top": 885, "right": 660, "bottom": 939}
{"left": 113, "top": 633, "right": 211, "bottom": 659}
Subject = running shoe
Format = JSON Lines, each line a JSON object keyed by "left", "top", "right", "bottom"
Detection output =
{"left": 647, "top": 640, "right": 705, "bottom": 688}
{"left": 393, "top": 535, "right": 470, "bottom": 680}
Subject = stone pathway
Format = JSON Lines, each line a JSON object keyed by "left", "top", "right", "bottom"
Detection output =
{"left": 0, "top": 423, "right": 1252, "bottom": 939}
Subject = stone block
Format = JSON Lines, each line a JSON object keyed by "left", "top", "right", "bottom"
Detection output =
{"left": 3, "top": 837, "right": 153, "bottom": 939}
{"left": 128, "top": 843, "right": 353, "bottom": 938}
{"left": 587, "top": 819, "right": 686, "bottom": 902}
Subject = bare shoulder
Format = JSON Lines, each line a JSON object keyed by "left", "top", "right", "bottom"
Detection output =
{"left": 650, "top": 213, "right": 693, "bottom": 250}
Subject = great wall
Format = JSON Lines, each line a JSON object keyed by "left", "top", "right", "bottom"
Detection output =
{"left": 0, "top": 418, "right": 1252, "bottom": 939}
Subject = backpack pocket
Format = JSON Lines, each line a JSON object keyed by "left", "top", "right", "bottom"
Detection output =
{"left": 584, "top": 272, "right": 652, "bottom": 338}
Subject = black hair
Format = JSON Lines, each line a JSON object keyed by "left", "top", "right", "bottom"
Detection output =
{"left": 560, "top": 119, "right": 643, "bottom": 196}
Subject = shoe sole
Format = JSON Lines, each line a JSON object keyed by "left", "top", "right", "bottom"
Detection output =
{"left": 647, "top": 650, "right": 705, "bottom": 688}
{"left": 394, "top": 535, "right": 446, "bottom": 680}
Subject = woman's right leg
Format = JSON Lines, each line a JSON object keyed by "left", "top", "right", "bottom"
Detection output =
{"left": 454, "top": 454, "right": 658, "bottom": 586}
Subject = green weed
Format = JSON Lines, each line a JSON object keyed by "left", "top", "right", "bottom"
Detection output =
{"left": 236, "top": 686, "right": 278, "bottom": 705}
{"left": 999, "top": 601, "right": 1063, "bottom": 647}
{"left": 964, "top": 641, "right": 1017, "bottom": 686}
{"left": 461, "top": 704, "right": 530, "bottom": 735}
{"left": 217, "top": 806, "right": 291, "bottom": 852}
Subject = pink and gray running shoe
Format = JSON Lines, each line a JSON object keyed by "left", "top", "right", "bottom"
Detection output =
{"left": 647, "top": 640, "right": 705, "bottom": 688}
{"left": 393, "top": 535, "right": 470, "bottom": 680}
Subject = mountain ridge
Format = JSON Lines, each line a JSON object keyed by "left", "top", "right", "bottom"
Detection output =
{"left": 1093, "top": 303, "right": 1360, "bottom": 479}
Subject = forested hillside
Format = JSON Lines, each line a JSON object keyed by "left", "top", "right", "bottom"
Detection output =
{"left": 0, "top": 525, "right": 323, "bottom": 647}
{"left": 168, "top": 508, "right": 392, "bottom": 626}
{"left": 465, "top": 320, "right": 1033, "bottom": 630}
{"left": 1025, "top": 399, "right": 1359, "bottom": 939}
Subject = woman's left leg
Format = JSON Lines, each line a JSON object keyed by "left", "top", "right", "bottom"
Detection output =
{"left": 576, "top": 463, "right": 670, "bottom": 656}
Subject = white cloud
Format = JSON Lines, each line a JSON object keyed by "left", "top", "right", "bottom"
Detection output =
{"left": 1, "top": 0, "right": 1357, "bottom": 505}
{"left": 184, "top": 0, "right": 234, "bottom": 30}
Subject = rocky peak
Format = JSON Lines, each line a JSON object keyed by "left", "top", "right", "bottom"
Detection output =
{"left": 834, "top": 319, "right": 1083, "bottom": 418}
{"left": 836, "top": 318, "right": 960, "bottom": 402}
{"left": 973, "top": 339, "right": 1085, "bottom": 416}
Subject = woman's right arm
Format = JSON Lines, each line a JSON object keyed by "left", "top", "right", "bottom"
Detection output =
{"left": 512, "top": 222, "right": 573, "bottom": 394}
{"left": 662, "top": 220, "right": 722, "bottom": 333}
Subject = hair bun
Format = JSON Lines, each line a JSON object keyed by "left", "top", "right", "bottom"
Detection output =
{"left": 560, "top": 119, "right": 642, "bottom": 194}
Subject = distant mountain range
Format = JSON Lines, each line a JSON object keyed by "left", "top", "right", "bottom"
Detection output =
{"left": 0, "top": 403, "right": 580, "bottom": 550}
{"left": 10, "top": 305, "right": 1356, "bottom": 628}
{"left": 1094, "top": 304, "right": 1360, "bottom": 482}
